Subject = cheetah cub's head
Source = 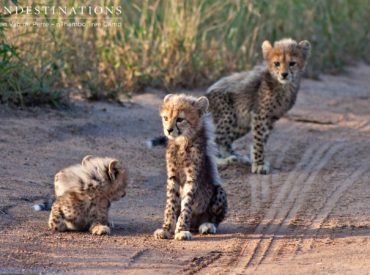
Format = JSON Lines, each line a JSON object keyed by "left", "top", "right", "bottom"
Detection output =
{"left": 82, "top": 155, "right": 128, "bottom": 201}
{"left": 262, "top": 38, "right": 311, "bottom": 84}
{"left": 160, "top": 94, "right": 209, "bottom": 143}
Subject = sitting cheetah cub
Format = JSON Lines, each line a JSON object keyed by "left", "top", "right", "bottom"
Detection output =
{"left": 48, "top": 156, "right": 128, "bottom": 235}
{"left": 154, "top": 94, "right": 227, "bottom": 241}
{"left": 207, "top": 38, "right": 311, "bottom": 174}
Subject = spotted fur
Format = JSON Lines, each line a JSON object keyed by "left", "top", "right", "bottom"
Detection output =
{"left": 48, "top": 156, "right": 128, "bottom": 235}
{"left": 153, "top": 94, "right": 227, "bottom": 241}
{"left": 206, "top": 38, "right": 311, "bottom": 174}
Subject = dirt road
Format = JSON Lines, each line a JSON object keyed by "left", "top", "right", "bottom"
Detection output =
{"left": 1, "top": 64, "right": 370, "bottom": 274}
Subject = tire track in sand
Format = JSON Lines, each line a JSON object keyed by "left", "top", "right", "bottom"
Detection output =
{"left": 249, "top": 124, "right": 297, "bottom": 215}
{"left": 251, "top": 142, "right": 342, "bottom": 268}
{"left": 261, "top": 139, "right": 293, "bottom": 203}
{"left": 259, "top": 142, "right": 345, "bottom": 264}
{"left": 233, "top": 141, "right": 327, "bottom": 273}
{"left": 234, "top": 119, "right": 366, "bottom": 272}
{"left": 262, "top": 119, "right": 369, "bottom": 261}
{"left": 258, "top": 119, "right": 369, "bottom": 263}
{"left": 287, "top": 121, "right": 370, "bottom": 255}
{"left": 203, "top": 125, "right": 297, "bottom": 274}
{"left": 298, "top": 159, "right": 370, "bottom": 252}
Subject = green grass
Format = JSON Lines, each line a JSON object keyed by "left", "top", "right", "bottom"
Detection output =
{"left": 1, "top": 0, "right": 370, "bottom": 105}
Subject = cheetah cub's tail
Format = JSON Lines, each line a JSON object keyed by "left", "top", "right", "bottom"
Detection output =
{"left": 32, "top": 197, "right": 54, "bottom": 211}
{"left": 146, "top": 136, "right": 167, "bottom": 148}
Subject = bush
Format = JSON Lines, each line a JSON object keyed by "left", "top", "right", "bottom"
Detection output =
{"left": 2, "top": 0, "right": 370, "bottom": 104}
{"left": 0, "top": 13, "right": 63, "bottom": 107}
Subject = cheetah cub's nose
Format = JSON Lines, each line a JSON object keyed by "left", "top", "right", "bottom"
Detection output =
{"left": 167, "top": 128, "right": 174, "bottom": 134}
{"left": 281, "top": 72, "right": 288, "bottom": 78}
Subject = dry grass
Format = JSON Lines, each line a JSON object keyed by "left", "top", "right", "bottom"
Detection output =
{"left": 1, "top": 0, "right": 370, "bottom": 105}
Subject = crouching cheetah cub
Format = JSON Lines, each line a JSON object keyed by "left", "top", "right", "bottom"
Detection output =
{"left": 48, "top": 156, "right": 128, "bottom": 235}
{"left": 207, "top": 38, "right": 311, "bottom": 174}
{"left": 154, "top": 94, "right": 227, "bottom": 241}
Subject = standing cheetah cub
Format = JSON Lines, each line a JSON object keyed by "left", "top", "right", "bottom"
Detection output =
{"left": 48, "top": 156, "right": 128, "bottom": 235}
{"left": 207, "top": 38, "right": 311, "bottom": 174}
{"left": 154, "top": 94, "right": 227, "bottom": 241}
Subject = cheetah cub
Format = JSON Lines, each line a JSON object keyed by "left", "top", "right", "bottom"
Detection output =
{"left": 154, "top": 94, "right": 227, "bottom": 241}
{"left": 48, "top": 156, "right": 128, "bottom": 235}
{"left": 207, "top": 38, "right": 311, "bottom": 174}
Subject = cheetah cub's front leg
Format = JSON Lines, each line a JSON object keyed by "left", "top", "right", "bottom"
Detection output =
{"left": 48, "top": 201, "right": 68, "bottom": 232}
{"left": 89, "top": 205, "right": 111, "bottom": 235}
{"left": 154, "top": 158, "right": 180, "bottom": 240}
{"left": 251, "top": 113, "right": 271, "bottom": 174}
{"left": 174, "top": 164, "right": 198, "bottom": 241}
{"left": 153, "top": 175, "right": 180, "bottom": 239}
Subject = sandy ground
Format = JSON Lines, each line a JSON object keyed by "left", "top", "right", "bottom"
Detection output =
{"left": 1, "top": 64, "right": 370, "bottom": 274}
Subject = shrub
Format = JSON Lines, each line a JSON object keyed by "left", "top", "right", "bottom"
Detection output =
{"left": 2, "top": 0, "right": 370, "bottom": 104}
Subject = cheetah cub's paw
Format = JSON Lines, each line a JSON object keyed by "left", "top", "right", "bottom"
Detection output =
{"left": 154, "top": 228, "right": 172, "bottom": 239}
{"left": 217, "top": 154, "right": 251, "bottom": 168}
{"left": 91, "top": 224, "right": 111, "bottom": 235}
{"left": 48, "top": 221, "right": 67, "bottom": 232}
{"left": 199, "top": 223, "right": 217, "bottom": 235}
{"left": 216, "top": 155, "right": 238, "bottom": 167}
{"left": 174, "top": 231, "right": 192, "bottom": 241}
{"left": 251, "top": 161, "right": 270, "bottom": 175}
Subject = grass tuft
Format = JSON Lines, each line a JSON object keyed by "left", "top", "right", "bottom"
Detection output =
{"left": 1, "top": 0, "right": 370, "bottom": 105}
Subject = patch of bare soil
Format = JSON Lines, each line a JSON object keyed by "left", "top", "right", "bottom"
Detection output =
{"left": 1, "top": 64, "right": 370, "bottom": 274}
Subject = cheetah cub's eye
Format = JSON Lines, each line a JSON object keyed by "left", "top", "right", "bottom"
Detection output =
{"left": 163, "top": 116, "right": 168, "bottom": 121}
{"left": 176, "top": 117, "right": 184, "bottom": 123}
{"left": 274, "top": 62, "right": 280, "bottom": 67}
{"left": 289, "top": 62, "right": 296, "bottom": 67}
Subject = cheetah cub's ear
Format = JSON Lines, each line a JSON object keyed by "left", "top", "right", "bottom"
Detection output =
{"left": 298, "top": 40, "right": 311, "bottom": 61}
{"left": 108, "top": 160, "right": 120, "bottom": 181}
{"left": 196, "top": 96, "right": 209, "bottom": 114}
{"left": 261, "top": 40, "right": 273, "bottom": 60}
{"left": 163, "top": 94, "right": 174, "bottom": 103}
{"left": 81, "top": 155, "right": 94, "bottom": 166}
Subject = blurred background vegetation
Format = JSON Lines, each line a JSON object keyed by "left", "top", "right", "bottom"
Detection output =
{"left": 0, "top": 0, "right": 370, "bottom": 106}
